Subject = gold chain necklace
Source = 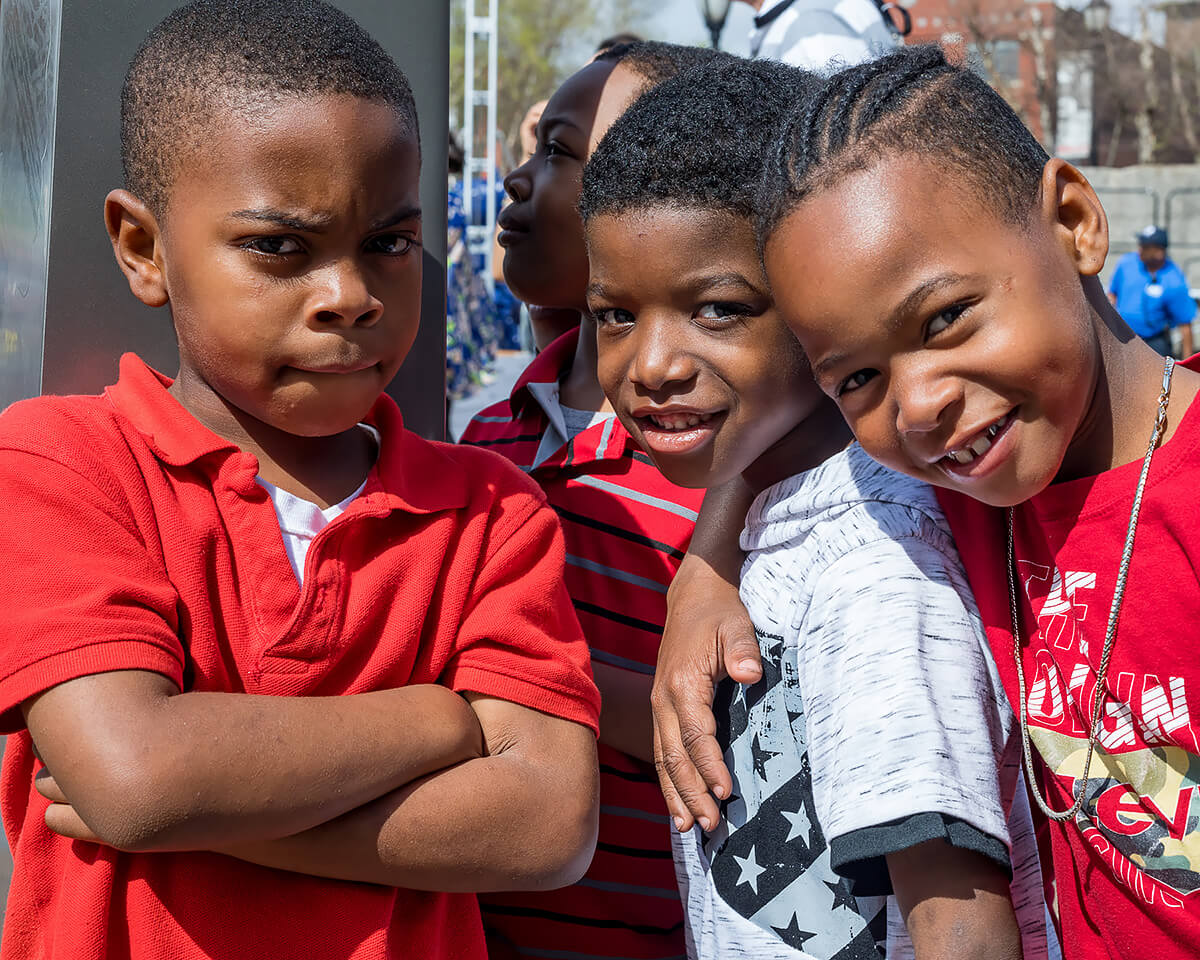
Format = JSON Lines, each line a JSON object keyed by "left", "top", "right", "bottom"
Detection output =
{"left": 1007, "top": 355, "right": 1175, "bottom": 822}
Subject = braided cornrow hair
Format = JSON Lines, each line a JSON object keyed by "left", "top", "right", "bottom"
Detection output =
{"left": 757, "top": 44, "right": 1050, "bottom": 254}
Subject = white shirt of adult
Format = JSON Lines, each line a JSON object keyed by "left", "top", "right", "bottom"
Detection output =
{"left": 740, "top": 0, "right": 900, "bottom": 72}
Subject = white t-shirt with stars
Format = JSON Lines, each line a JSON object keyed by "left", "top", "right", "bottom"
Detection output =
{"left": 672, "top": 443, "right": 1058, "bottom": 960}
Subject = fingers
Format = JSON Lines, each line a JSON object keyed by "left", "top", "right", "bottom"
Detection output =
{"left": 720, "top": 615, "right": 763, "bottom": 686}
{"left": 653, "top": 710, "right": 721, "bottom": 833}
{"left": 34, "top": 767, "right": 68, "bottom": 803}
{"left": 44, "top": 802, "right": 101, "bottom": 843}
{"left": 652, "top": 717, "right": 693, "bottom": 832}
{"left": 651, "top": 675, "right": 727, "bottom": 833}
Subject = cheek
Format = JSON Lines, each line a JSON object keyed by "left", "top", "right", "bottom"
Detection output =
{"left": 595, "top": 347, "right": 626, "bottom": 399}
{"left": 843, "top": 402, "right": 906, "bottom": 467}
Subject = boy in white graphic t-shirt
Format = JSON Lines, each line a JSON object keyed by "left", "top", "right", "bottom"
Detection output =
{"left": 579, "top": 56, "right": 1058, "bottom": 959}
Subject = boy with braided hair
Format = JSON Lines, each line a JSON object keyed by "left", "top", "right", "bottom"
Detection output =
{"left": 659, "top": 43, "right": 1200, "bottom": 959}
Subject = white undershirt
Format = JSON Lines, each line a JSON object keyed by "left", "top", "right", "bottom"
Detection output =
{"left": 256, "top": 424, "right": 379, "bottom": 584}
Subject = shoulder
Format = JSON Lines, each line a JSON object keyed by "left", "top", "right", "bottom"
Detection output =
{"left": 458, "top": 396, "right": 520, "bottom": 444}
{"left": 778, "top": 444, "right": 953, "bottom": 557}
{"left": 404, "top": 430, "right": 547, "bottom": 506}
{"left": 0, "top": 393, "right": 150, "bottom": 521}
{"left": 0, "top": 392, "right": 134, "bottom": 473}
{"left": 1164, "top": 260, "right": 1192, "bottom": 283}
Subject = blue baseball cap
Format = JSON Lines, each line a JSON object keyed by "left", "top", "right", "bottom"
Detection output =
{"left": 1137, "top": 225, "right": 1169, "bottom": 248}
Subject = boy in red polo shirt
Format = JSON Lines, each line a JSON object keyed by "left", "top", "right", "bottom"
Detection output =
{"left": 0, "top": 3, "right": 599, "bottom": 959}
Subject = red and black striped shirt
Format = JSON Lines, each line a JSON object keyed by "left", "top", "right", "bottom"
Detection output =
{"left": 461, "top": 330, "right": 703, "bottom": 960}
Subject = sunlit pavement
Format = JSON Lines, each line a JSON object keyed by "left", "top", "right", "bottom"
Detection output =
{"left": 449, "top": 350, "right": 533, "bottom": 442}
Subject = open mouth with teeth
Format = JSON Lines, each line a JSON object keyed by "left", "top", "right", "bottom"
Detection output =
{"left": 644, "top": 411, "right": 717, "bottom": 431}
{"left": 634, "top": 409, "right": 726, "bottom": 458}
{"left": 940, "top": 410, "right": 1015, "bottom": 467}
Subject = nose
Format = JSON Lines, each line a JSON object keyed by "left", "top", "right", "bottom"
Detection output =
{"left": 308, "top": 257, "right": 383, "bottom": 329}
{"left": 893, "top": 366, "right": 961, "bottom": 438}
{"left": 629, "top": 318, "right": 696, "bottom": 393}
{"left": 504, "top": 160, "right": 531, "bottom": 204}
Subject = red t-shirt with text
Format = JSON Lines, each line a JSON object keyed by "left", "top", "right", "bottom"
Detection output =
{"left": 939, "top": 357, "right": 1200, "bottom": 959}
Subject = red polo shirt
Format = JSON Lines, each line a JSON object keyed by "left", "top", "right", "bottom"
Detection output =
{"left": 0, "top": 354, "right": 599, "bottom": 960}
{"left": 461, "top": 330, "right": 703, "bottom": 960}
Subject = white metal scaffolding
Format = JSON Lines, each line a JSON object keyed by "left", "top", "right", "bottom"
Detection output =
{"left": 462, "top": 0, "right": 499, "bottom": 295}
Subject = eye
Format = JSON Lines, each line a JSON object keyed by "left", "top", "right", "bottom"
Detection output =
{"left": 544, "top": 139, "right": 573, "bottom": 160}
{"left": 366, "top": 233, "right": 417, "bottom": 256}
{"left": 243, "top": 236, "right": 302, "bottom": 256}
{"left": 695, "top": 302, "right": 747, "bottom": 328}
{"left": 927, "top": 302, "right": 969, "bottom": 337}
{"left": 593, "top": 307, "right": 635, "bottom": 327}
{"left": 837, "top": 369, "right": 877, "bottom": 396}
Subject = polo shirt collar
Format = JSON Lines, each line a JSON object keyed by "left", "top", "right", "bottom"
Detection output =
{"left": 106, "top": 353, "right": 468, "bottom": 515}
{"left": 509, "top": 327, "right": 581, "bottom": 415}
{"left": 106, "top": 353, "right": 240, "bottom": 466}
{"left": 507, "top": 329, "right": 636, "bottom": 470}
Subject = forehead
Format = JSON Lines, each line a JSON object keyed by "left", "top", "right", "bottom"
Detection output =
{"left": 542, "top": 60, "right": 617, "bottom": 135}
{"left": 766, "top": 156, "right": 1005, "bottom": 306}
{"left": 588, "top": 206, "right": 761, "bottom": 284}
{"left": 589, "top": 63, "right": 649, "bottom": 152}
{"left": 168, "top": 94, "right": 421, "bottom": 217}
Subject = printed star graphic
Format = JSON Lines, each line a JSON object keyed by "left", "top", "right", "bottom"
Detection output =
{"left": 751, "top": 732, "right": 781, "bottom": 780}
{"left": 772, "top": 911, "right": 817, "bottom": 949}
{"left": 781, "top": 805, "right": 811, "bottom": 844}
{"left": 733, "top": 846, "right": 767, "bottom": 893}
{"left": 826, "top": 878, "right": 858, "bottom": 912}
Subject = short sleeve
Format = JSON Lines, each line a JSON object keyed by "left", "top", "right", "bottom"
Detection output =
{"left": 441, "top": 497, "right": 600, "bottom": 734}
{"left": 796, "top": 530, "right": 1014, "bottom": 887}
{"left": 0, "top": 448, "right": 185, "bottom": 732}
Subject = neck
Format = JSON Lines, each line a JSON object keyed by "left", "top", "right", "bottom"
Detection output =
{"left": 1059, "top": 279, "right": 1200, "bottom": 481}
{"left": 740, "top": 397, "right": 853, "bottom": 495}
{"left": 559, "top": 312, "right": 614, "bottom": 413}
{"left": 169, "top": 377, "right": 374, "bottom": 508}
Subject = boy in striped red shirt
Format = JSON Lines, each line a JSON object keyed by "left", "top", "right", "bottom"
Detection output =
{"left": 461, "top": 40, "right": 720, "bottom": 960}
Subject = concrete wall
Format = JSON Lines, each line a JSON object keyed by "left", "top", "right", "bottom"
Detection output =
{"left": 1079, "top": 164, "right": 1200, "bottom": 290}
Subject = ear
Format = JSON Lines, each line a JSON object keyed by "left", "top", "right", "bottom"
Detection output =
{"left": 1039, "top": 158, "right": 1108, "bottom": 278}
{"left": 104, "top": 189, "right": 169, "bottom": 308}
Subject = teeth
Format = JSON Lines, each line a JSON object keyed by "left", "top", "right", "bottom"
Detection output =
{"left": 943, "top": 414, "right": 1008, "bottom": 465}
{"left": 649, "top": 412, "right": 712, "bottom": 431}
{"left": 969, "top": 433, "right": 993, "bottom": 457}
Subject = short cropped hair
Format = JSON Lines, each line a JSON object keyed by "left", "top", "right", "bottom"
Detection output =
{"left": 758, "top": 44, "right": 1049, "bottom": 247}
{"left": 580, "top": 57, "right": 820, "bottom": 223}
{"left": 595, "top": 31, "right": 643, "bottom": 53}
{"left": 121, "top": 0, "right": 418, "bottom": 218}
{"left": 593, "top": 39, "right": 729, "bottom": 88}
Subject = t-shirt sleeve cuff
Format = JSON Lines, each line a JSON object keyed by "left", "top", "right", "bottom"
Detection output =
{"left": 448, "top": 664, "right": 601, "bottom": 736}
{"left": 829, "top": 812, "right": 1013, "bottom": 897}
{"left": 0, "top": 640, "right": 185, "bottom": 734}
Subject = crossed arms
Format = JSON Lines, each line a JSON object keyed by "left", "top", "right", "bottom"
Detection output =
{"left": 25, "top": 670, "right": 598, "bottom": 892}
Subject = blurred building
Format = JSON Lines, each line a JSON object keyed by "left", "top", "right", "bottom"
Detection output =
{"left": 900, "top": 0, "right": 1200, "bottom": 166}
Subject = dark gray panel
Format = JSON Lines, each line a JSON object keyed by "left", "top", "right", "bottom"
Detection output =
{"left": 37, "top": 0, "right": 448, "bottom": 438}
{"left": 0, "top": 0, "right": 62, "bottom": 409}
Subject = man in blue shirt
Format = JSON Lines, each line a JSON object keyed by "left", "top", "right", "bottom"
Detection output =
{"left": 1109, "top": 225, "right": 1196, "bottom": 357}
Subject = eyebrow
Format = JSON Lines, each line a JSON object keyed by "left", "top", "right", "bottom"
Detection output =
{"left": 811, "top": 271, "right": 971, "bottom": 381}
{"left": 540, "top": 116, "right": 586, "bottom": 139}
{"left": 586, "top": 271, "right": 760, "bottom": 303}
{"left": 369, "top": 204, "right": 422, "bottom": 232}
{"left": 226, "top": 203, "right": 422, "bottom": 234}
